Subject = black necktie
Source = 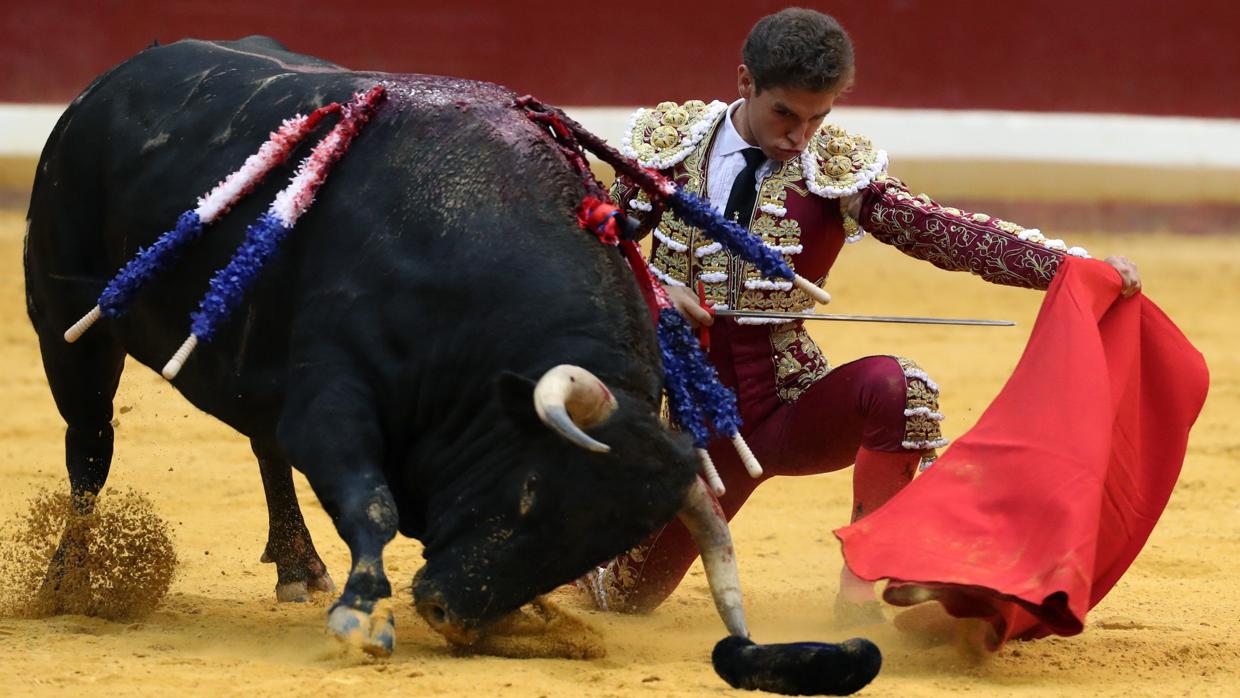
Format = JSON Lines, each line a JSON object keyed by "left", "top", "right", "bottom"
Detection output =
{"left": 723, "top": 147, "right": 767, "bottom": 228}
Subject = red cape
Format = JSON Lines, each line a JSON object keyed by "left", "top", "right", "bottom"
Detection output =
{"left": 835, "top": 256, "right": 1209, "bottom": 648}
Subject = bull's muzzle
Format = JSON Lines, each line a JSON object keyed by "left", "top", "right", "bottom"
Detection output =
{"left": 415, "top": 589, "right": 480, "bottom": 647}
{"left": 533, "top": 365, "right": 618, "bottom": 452}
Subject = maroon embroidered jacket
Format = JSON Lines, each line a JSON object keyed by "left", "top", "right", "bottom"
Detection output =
{"left": 611, "top": 99, "right": 1089, "bottom": 318}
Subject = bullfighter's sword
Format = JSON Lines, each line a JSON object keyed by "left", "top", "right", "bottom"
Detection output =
{"left": 711, "top": 309, "right": 1015, "bottom": 327}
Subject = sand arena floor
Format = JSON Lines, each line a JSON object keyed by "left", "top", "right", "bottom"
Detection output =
{"left": 0, "top": 207, "right": 1236, "bottom": 696}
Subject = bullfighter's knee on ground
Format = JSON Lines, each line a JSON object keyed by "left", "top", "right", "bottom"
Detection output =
{"left": 586, "top": 444, "right": 766, "bottom": 614}
{"left": 588, "top": 355, "right": 931, "bottom": 615}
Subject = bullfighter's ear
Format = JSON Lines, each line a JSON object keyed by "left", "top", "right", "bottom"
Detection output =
{"left": 495, "top": 371, "right": 541, "bottom": 430}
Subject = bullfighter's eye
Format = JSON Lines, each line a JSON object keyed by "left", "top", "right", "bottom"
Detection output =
{"left": 519, "top": 472, "right": 539, "bottom": 516}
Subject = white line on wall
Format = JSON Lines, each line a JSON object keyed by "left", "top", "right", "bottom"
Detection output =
{"left": 4, "top": 103, "right": 1239, "bottom": 170}
{"left": 565, "top": 106, "right": 1240, "bottom": 170}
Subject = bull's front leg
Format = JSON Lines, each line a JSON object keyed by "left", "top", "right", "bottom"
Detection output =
{"left": 277, "top": 377, "right": 398, "bottom": 657}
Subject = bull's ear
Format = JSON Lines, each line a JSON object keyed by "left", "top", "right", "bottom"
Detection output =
{"left": 495, "top": 371, "right": 541, "bottom": 431}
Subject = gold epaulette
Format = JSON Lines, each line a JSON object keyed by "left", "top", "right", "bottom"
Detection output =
{"left": 621, "top": 99, "right": 729, "bottom": 170}
{"left": 801, "top": 123, "right": 888, "bottom": 198}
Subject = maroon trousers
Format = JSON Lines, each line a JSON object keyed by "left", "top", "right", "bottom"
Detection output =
{"left": 609, "top": 319, "right": 922, "bottom": 611}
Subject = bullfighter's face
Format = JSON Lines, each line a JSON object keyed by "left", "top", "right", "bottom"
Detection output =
{"left": 735, "top": 64, "right": 846, "bottom": 162}
{"left": 410, "top": 377, "right": 697, "bottom": 645}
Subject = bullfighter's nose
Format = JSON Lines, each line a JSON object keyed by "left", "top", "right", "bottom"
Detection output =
{"left": 415, "top": 591, "right": 479, "bottom": 647}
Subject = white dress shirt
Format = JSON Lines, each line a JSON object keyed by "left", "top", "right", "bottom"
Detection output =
{"left": 705, "top": 100, "right": 777, "bottom": 213}
{"left": 706, "top": 99, "right": 865, "bottom": 220}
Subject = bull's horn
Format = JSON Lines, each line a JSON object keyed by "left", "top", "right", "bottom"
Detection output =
{"left": 677, "top": 476, "right": 749, "bottom": 638}
{"left": 532, "top": 365, "right": 618, "bottom": 453}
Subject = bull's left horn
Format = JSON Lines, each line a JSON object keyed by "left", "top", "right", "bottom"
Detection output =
{"left": 678, "top": 476, "right": 749, "bottom": 638}
{"left": 533, "top": 365, "right": 618, "bottom": 453}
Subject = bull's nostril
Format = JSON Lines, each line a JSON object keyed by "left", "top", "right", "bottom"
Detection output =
{"left": 429, "top": 604, "right": 446, "bottom": 625}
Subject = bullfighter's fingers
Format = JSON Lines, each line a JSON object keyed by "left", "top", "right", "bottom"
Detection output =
{"left": 1105, "top": 255, "right": 1141, "bottom": 297}
{"left": 665, "top": 285, "right": 714, "bottom": 327}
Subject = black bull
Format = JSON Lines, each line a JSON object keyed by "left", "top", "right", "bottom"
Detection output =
{"left": 25, "top": 36, "right": 703, "bottom": 650}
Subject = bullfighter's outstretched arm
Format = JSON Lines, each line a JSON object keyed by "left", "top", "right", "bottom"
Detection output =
{"left": 844, "top": 174, "right": 1080, "bottom": 290}
{"left": 843, "top": 174, "right": 1141, "bottom": 294}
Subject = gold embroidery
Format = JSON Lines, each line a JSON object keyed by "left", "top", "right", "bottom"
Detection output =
{"left": 662, "top": 106, "right": 690, "bottom": 126}
{"left": 660, "top": 214, "right": 693, "bottom": 247}
{"left": 678, "top": 118, "right": 713, "bottom": 198}
{"left": 641, "top": 109, "right": 723, "bottom": 290}
{"left": 652, "top": 242, "right": 691, "bottom": 284}
{"left": 842, "top": 210, "right": 862, "bottom": 240}
{"left": 731, "top": 158, "right": 814, "bottom": 312}
{"left": 805, "top": 124, "right": 884, "bottom": 194}
{"left": 631, "top": 189, "right": 651, "bottom": 209}
{"left": 583, "top": 545, "right": 648, "bottom": 611}
{"left": 650, "top": 125, "right": 679, "bottom": 149}
{"left": 770, "top": 323, "right": 831, "bottom": 402}
{"left": 652, "top": 208, "right": 694, "bottom": 285}
{"left": 681, "top": 118, "right": 727, "bottom": 300}
{"left": 626, "top": 99, "right": 725, "bottom": 168}
{"left": 636, "top": 108, "right": 862, "bottom": 313}
{"left": 893, "top": 357, "right": 946, "bottom": 450}
{"left": 994, "top": 218, "right": 1030, "bottom": 236}
{"left": 738, "top": 288, "right": 814, "bottom": 311}
{"left": 610, "top": 544, "right": 645, "bottom": 595}
{"left": 697, "top": 244, "right": 730, "bottom": 307}
{"left": 864, "top": 175, "right": 1065, "bottom": 288}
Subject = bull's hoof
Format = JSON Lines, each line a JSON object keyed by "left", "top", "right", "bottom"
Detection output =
{"left": 711, "top": 635, "right": 881, "bottom": 696}
{"left": 262, "top": 543, "right": 335, "bottom": 604}
{"left": 276, "top": 572, "right": 337, "bottom": 603}
{"left": 327, "top": 604, "right": 396, "bottom": 657}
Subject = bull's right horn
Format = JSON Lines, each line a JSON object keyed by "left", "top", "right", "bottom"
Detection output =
{"left": 678, "top": 476, "right": 749, "bottom": 639}
{"left": 532, "top": 365, "right": 618, "bottom": 453}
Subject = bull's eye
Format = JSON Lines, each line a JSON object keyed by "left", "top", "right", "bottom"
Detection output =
{"left": 519, "top": 473, "right": 539, "bottom": 516}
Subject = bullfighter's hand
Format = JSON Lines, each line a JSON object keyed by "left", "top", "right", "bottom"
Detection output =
{"left": 1104, "top": 255, "right": 1142, "bottom": 297}
{"left": 664, "top": 285, "right": 715, "bottom": 329}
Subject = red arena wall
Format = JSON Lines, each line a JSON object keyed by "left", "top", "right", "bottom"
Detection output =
{"left": 2, "top": 0, "right": 1239, "bottom": 117}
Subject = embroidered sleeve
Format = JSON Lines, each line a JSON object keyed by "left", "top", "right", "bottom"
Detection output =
{"left": 857, "top": 175, "right": 1090, "bottom": 289}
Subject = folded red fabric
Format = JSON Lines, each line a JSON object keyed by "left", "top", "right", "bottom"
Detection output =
{"left": 835, "top": 256, "right": 1209, "bottom": 649}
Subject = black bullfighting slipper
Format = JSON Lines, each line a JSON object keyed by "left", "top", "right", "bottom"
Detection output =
{"left": 711, "top": 635, "right": 882, "bottom": 696}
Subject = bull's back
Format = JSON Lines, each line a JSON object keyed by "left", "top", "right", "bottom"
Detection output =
{"left": 24, "top": 38, "right": 371, "bottom": 433}
{"left": 26, "top": 37, "right": 356, "bottom": 285}
{"left": 25, "top": 37, "right": 660, "bottom": 439}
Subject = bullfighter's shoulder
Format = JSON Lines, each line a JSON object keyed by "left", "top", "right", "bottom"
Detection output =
{"left": 620, "top": 99, "right": 728, "bottom": 170}
{"left": 800, "top": 122, "right": 888, "bottom": 198}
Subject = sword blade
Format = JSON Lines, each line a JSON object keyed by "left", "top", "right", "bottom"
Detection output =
{"left": 712, "top": 309, "right": 1015, "bottom": 327}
